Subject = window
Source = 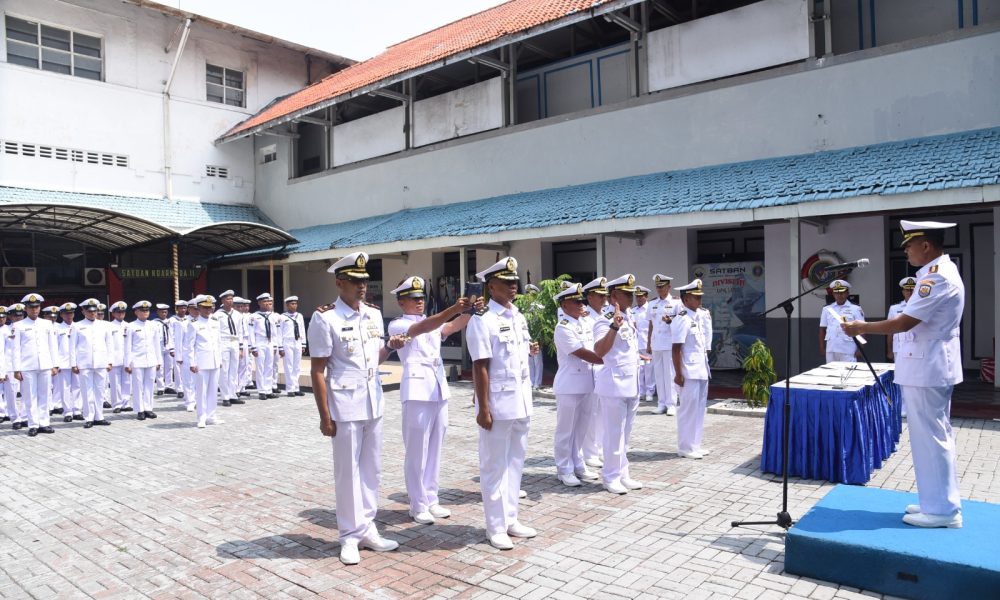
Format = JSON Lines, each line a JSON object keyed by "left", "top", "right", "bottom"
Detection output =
{"left": 206, "top": 64, "right": 244, "bottom": 107}
{"left": 259, "top": 144, "right": 277, "bottom": 164}
{"left": 5, "top": 16, "right": 102, "bottom": 80}
{"left": 205, "top": 165, "right": 229, "bottom": 178}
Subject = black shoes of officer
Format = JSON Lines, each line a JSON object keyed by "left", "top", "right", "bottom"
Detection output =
{"left": 113, "top": 407, "right": 121, "bottom": 414}
{"left": 103, "top": 401, "right": 112, "bottom": 409}
{"left": 268, "top": 393, "right": 280, "bottom": 399}
{"left": 155, "top": 391, "right": 163, "bottom": 397}
{"left": 27, "top": 427, "right": 38, "bottom": 437}
{"left": 146, "top": 411, "right": 157, "bottom": 419}
{"left": 84, "top": 421, "right": 94, "bottom": 429}
{"left": 177, "top": 392, "right": 185, "bottom": 400}
{"left": 230, "top": 398, "right": 245, "bottom": 405}
{"left": 94, "top": 420, "right": 111, "bottom": 426}
{"left": 64, "top": 415, "right": 74, "bottom": 423}
{"left": 73, "top": 414, "right": 84, "bottom": 421}
{"left": 222, "top": 399, "right": 231, "bottom": 407}
{"left": 259, "top": 393, "right": 268, "bottom": 400}
{"left": 50, "top": 407, "right": 64, "bottom": 416}
{"left": 40, "top": 426, "right": 54, "bottom": 433}
{"left": 12, "top": 421, "right": 22, "bottom": 430}
{"left": 165, "top": 388, "right": 176, "bottom": 395}
{"left": 0, "top": 416, "right": 8, "bottom": 423}
{"left": 121, "top": 406, "right": 133, "bottom": 412}
{"left": 137, "top": 412, "right": 147, "bottom": 421}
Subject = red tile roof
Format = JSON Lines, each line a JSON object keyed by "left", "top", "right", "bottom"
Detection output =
{"left": 218, "top": 0, "right": 634, "bottom": 142}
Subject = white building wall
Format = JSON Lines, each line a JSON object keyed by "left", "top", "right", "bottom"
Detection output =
{"left": 0, "top": 0, "right": 317, "bottom": 204}
{"left": 257, "top": 30, "right": 1000, "bottom": 229}
{"left": 414, "top": 77, "right": 503, "bottom": 148}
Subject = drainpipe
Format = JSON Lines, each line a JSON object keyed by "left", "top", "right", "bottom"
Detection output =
{"left": 163, "top": 18, "right": 192, "bottom": 202}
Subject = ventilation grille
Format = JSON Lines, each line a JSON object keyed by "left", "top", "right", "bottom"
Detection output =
{"left": 1, "top": 140, "right": 128, "bottom": 168}
{"left": 205, "top": 165, "right": 229, "bottom": 178}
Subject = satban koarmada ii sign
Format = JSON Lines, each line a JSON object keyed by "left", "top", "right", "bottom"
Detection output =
{"left": 112, "top": 267, "right": 203, "bottom": 280}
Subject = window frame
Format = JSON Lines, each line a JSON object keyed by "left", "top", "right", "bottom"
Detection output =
{"left": 206, "top": 62, "right": 245, "bottom": 108}
{"left": 3, "top": 14, "right": 104, "bottom": 81}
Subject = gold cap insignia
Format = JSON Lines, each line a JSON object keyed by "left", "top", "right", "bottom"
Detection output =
{"left": 412, "top": 277, "right": 422, "bottom": 290}
{"left": 356, "top": 255, "right": 366, "bottom": 268}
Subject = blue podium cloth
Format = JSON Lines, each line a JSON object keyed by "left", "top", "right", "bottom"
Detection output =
{"left": 761, "top": 370, "right": 902, "bottom": 484}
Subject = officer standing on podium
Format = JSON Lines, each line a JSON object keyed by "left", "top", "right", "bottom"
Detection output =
{"left": 843, "top": 220, "right": 965, "bottom": 529}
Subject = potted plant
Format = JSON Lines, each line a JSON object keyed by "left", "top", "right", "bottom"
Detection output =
{"left": 742, "top": 339, "right": 777, "bottom": 408}
{"left": 514, "top": 274, "right": 570, "bottom": 357}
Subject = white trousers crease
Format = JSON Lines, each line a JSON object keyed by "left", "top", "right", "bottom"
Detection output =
{"left": 902, "top": 385, "right": 961, "bottom": 516}
{"left": 282, "top": 345, "right": 302, "bottom": 393}
{"left": 79, "top": 368, "right": 108, "bottom": 422}
{"left": 333, "top": 416, "right": 383, "bottom": 545}
{"left": 22, "top": 370, "right": 52, "bottom": 428}
{"left": 195, "top": 368, "right": 220, "bottom": 423}
{"left": 131, "top": 367, "right": 156, "bottom": 412}
{"left": 109, "top": 366, "right": 130, "bottom": 409}
{"left": 255, "top": 348, "right": 275, "bottom": 393}
{"left": 601, "top": 395, "right": 639, "bottom": 483}
{"left": 4, "top": 377, "right": 24, "bottom": 422}
{"left": 677, "top": 379, "right": 709, "bottom": 453}
{"left": 554, "top": 393, "right": 591, "bottom": 475}
{"left": 402, "top": 398, "right": 448, "bottom": 513}
{"left": 652, "top": 350, "right": 677, "bottom": 408}
{"left": 219, "top": 344, "right": 240, "bottom": 400}
{"left": 479, "top": 417, "right": 529, "bottom": 536}
{"left": 581, "top": 393, "right": 602, "bottom": 459}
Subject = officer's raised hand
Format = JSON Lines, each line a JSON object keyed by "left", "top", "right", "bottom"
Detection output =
{"left": 611, "top": 302, "right": 624, "bottom": 330}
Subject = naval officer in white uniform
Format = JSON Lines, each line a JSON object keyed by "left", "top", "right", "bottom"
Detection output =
{"left": 280, "top": 296, "right": 307, "bottom": 397}
{"left": 124, "top": 301, "right": 163, "bottom": 420}
{"left": 843, "top": 220, "right": 965, "bottom": 528}
{"left": 188, "top": 295, "right": 224, "bottom": 429}
{"left": 388, "top": 276, "right": 476, "bottom": 525}
{"left": 552, "top": 283, "right": 602, "bottom": 487}
{"left": 467, "top": 257, "right": 538, "bottom": 550}
{"left": 308, "top": 252, "right": 401, "bottom": 565}
{"left": 70, "top": 298, "right": 113, "bottom": 428}
{"left": 592, "top": 274, "right": 643, "bottom": 495}
{"left": 671, "top": 279, "right": 713, "bottom": 459}
{"left": 819, "top": 279, "right": 865, "bottom": 363}
{"left": 12, "top": 294, "right": 58, "bottom": 436}
{"left": 887, "top": 277, "right": 916, "bottom": 362}
{"left": 580, "top": 276, "right": 608, "bottom": 468}
{"left": 648, "top": 274, "right": 679, "bottom": 415}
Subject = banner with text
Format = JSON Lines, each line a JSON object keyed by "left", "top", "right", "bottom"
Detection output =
{"left": 690, "top": 261, "right": 766, "bottom": 370}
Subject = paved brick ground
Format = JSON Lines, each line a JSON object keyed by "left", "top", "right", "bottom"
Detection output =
{"left": 1, "top": 382, "right": 997, "bottom": 599}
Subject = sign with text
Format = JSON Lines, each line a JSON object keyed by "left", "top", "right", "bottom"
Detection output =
{"left": 690, "top": 261, "right": 766, "bottom": 370}
{"left": 112, "top": 267, "right": 203, "bottom": 280}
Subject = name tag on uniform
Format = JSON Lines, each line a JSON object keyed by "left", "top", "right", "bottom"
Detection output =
{"left": 341, "top": 326, "right": 354, "bottom": 331}
{"left": 499, "top": 326, "right": 511, "bottom": 332}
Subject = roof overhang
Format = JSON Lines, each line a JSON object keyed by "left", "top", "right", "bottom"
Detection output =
{"left": 178, "top": 222, "right": 297, "bottom": 254}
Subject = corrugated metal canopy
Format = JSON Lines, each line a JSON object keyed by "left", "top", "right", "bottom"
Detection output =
{"left": 178, "top": 222, "right": 297, "bottom": 254}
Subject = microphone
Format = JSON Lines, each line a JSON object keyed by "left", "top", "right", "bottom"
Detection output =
{"left": 823, "top": 258, "right": 870, "bottom": 272}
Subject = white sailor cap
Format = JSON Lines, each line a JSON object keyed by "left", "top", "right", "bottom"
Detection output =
{"left": 155, "top": 303, "right": 170, "bottom": 310}
{"left": 828, "top": 279, "right": 851, "bottom": 292}
{"left": 284, "top": 295, "right": 299, "bottom": 303}
{"left": 558, "top": 280, "right": 575, "bottom": 291}
{"left": 554, "top": 282, "right": 584, "bottom": 302}
{"left": 476, "top": 256, "right": 519, "bottom": 282}
{"left": 327, "top": 251, "right": 370, "bottom": 279}
{"left": 174, "top": 299, "right": 188, "bottom": 307}
{"left": 21, "top": 293, "right": 44, "bottom": 306}
{"left": 132, "top": 300, "right": 153, "bottom": 310}
{"left": 256, "top": 292, "right": 273, "bottom": 302}
{"left": 652, "top": 274, "right": 673, "bottom": 287}
{"left": 8, "top": 303, "right": 25, "bottom": 314}
{"left": 606, "top": 274, "right": 637, "bottom": 293}
{"left": 234, "top": 296, "right": 250, "bottom": 305}
{"left": 190, "top": 294, "right": 205, "bottom": 305}
{"left": 110, "top": 301, "right": 128, "bottom": 312}
{"left": 524, "top": 283, "right": 540, "bottom": 293}
{"left": 391, "top": 276, "right": 426, "bottom": 298}
{"left": 98, "top": 303, "right": 107, "bottom": 311}
{"left": 196, "top": 295, "right": 217, "bottom": 308}
{"left": 79, "top": 298, "right": 101, "bottom": 310}
{"left": 899, "top": 219, "right": 956, "bottom": 247}
{"left": 59, "top": 302, "right": 78, "bottom": 313}
{"left": 582, "top": 277, "right": 608, "bottom": 295}
{"left": 635, "top": 285, "right": 651, "bottom": 296}
{"left": 218, "top": 289, "right": 235, "bottom": 298}
{"left": 675, "top": 279, "right": 705, "bottom": 296}
{"left": 899, "top": 277, "right": 916, "bottom": 290}
{"left": 0, "top": 305, "right": 6, "bottom": 315}
{"left": 42, "top": 306, "right": 59, "bottom": 316}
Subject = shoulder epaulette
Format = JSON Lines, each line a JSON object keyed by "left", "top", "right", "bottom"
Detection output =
{"left": 559, "top": 319, "right": 568, "bottom": 325}
{"left": 929, "top": 265, "right": 939, "bottom": 274}
{"left": 474, "top": 305, "right": 489, "bottom": 316}
{"left": 315, "top": 303, "right": 333, "bottom": 313}
{"left": 678, "top": 309, "right": 687, "bottom": 316}
{"left": 604, "top": 311, "right": 614, "bottom": 319}
{"left": 363, "top": 301, "right": 381, "bottom": 311}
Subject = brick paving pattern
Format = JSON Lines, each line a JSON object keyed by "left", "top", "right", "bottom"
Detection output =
{"left": 1, "top": 382, "right": 997, "bottom": 599}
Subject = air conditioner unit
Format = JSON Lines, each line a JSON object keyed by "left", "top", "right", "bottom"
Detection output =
{"left": 84, "top": 267, "right": 106, "bottom": 287}
{"left": 3, "top": 267, "right": 37, "bottom": 288}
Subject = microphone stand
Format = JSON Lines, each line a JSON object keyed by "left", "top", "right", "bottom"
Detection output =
{"left": 731, "top": 266, "right": 859, "bottom": 530}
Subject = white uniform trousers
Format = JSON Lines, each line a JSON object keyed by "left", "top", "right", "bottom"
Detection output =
{"left": 652, "top": 350, "right": 677, "bottom": 409}
{"left": 902, "top": 385, "right": 961, "bottom": 516}
{"left": 4, "top": 377, "right": 24, "bottom": 422}
{"left": 79, "top": 368, "right": 108, "bottom": 422}
{"left": 178, "top": 364, "right": 196, "bottom": 409}
{"left": 638, "top": 359, "right": 655, "bottom": 398}
{"left": 528, "top": 352, "right": 543, "bottom": 388}
{"left": 109, "top": 366, "right": 130, "bottom": 409}
{"left": 600, "top": 395, "right": 639, "bottom": 484}
{"left": 157, "top": 349, "right": 175, "bottom": 391}
{"left": 826, "top": 352, "right": 856, "bottom": 363}
{"left": 282, "top": 345, "right": 302, "bottom": 393}
{"left": 22, "top": 370, "right": 53, "bottom": 428}
{"left": 131, "top": 367, "right": 156, "bottom": 413}
{"left": 272, "top": 353, "right": 280, "bottom": 392}
{"left": 582, "top": 393, "right": 603, "bottom": 460}
{"left": 553, "top": 393, "right": 591, "bottom": 475}
{"left": 238, "top": 351, "right": 252, "bottom": 391}
{"left": 332, "top": 416, "right": 383, "bottom": 544}
{"left": 479, "top": 416, "right": 529, "bottom": 535}
{"left": 195, "top": 368, "right": 220, "bottom": 423}
{"left": 255, "top": 347, "right": 275, "bottom": 394}
{"left": 402, "top": 399, "right": 448, "bottom": 513}
{"left": 54, "top": 369, "right": 82, "bottom": 416}
{"left": 677, "top": 379, "right": 709, "bottom": 453}
{"left": 219, "top": 343, "right": 240, "bottom": 400}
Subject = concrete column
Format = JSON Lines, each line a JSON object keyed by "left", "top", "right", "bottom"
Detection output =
{"left": 994, "top": 208, "right": 1000, "bottom": 389}
{"left": 789, "top": 217, "right": 801, "bottom": 375}
{"left": 282, "top": 264, "right": 291, "bottom": 300}
{"left": 240, "top": 268, "right": 248, "bottom": 299}
{"left": 596, "top": 234, "right": 606, "bottom": 276}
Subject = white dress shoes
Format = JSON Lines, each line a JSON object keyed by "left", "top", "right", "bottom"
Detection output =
{"left": 678, "top": 450, "right": 705, "bottom": 459}
{"left": 575, "top": 468, "right": 599, "bottom": 481}
{"left": 666, "top": 406, "right": 677, "bottom": 416}
{"left": 489, "top": 532, "right": 514, "bottom": 550}
{"left": 360, "top": 533, "right": 399, "bottom": 552}
{"left": 905, "top": 504, "right": 920, "bottom": 514}
{"left": 197, "top": 419, "right": 206, "bottom": 429}
{"left": 428, "top": 504, "right": 451, "bottom": 519}
{"left": 518, "top": 489, "right": 527, "bottom": 499}
{"left": 558, "top": 473, "right": 582, "bottom": 487}
{"left": 621, "top": 477, "right": 644, "bottom": 490}
{"left": 207, "top": 417, "right": 225, "bottom": 425}
{"left": 410, "top": 510, "right": 435, "bottom": 525}
{"left": 902, "top": 512, "right": 962, "bottom": 528}
{"left": 652, "top": 406, "right": 667, "bottom": 414}
{"left": 604, "top": 480, "right": 628, "bottom": 494}
{"left": 339, "top": 543, "right": 360, "bottom": 565}
{"left": 507, "top": 521, "right": 537, "bottom": 538}
{"left": 585, "top": 457, "right": 604, "bottom": 468}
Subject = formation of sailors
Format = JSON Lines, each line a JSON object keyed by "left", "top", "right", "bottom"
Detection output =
{"left": 0, "top": 290, "right": 308, "bottom": 435}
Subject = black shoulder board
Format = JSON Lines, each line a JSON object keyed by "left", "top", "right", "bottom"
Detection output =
{"left": 474, "top": 305, "right": 489, "bottom": 316}
{"left": 363, "top": 301, "right": 381, "bottom": 310}
{"left": 559, "top": 319, "right": 568, "bottom": 325}
{"left": 604, "top": 311, "right": 614, "bottom": 319}
{"left": 316, "top": 303, "right": 334, "bottom": 313}
{"left": 679, "top": 309, "right": 687, "bottom": 316}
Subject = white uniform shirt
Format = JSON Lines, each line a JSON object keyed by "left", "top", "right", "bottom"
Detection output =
{"left": 388, "top": 314, "right": 450, "bottom": 402}
{"left": 1, "top": 323, "right": 14, "bottom": 373}
{"left": 887, "top": 300, "right": 906, "bottom": 355}
{"left": 152, "top": 317, "right": 174, "bottom": 351}
{"left": 552, "top": 314, "right": 596, "bottom": 395}
{"left": 108, "top": 319, "right": 128, "bottom": 367}
{"left": 466, "top": 299, "right": 533, "bottom": 420}
{"left": 249, "top": 311, "right": 282, "bottom": 350}
{"left": 672, "top": 307, "right": 713, "bottom": 380}
{"left": 895, "top": 254, "right": 964, "bottom": 387}
{"left": 307, "top": 298, "right": 384, "bottom": 422}
{"left": 281, "top": 312, "right": 306, "bottom": 349}
{"left": 124, "top": 320, "right": 164, "bottom": 369}
{"left": 70, "top": 318, "right": 113, "bottom": 369}
{"left": 214, "top": 308, "right": 241, "bottom": 348}
{"left": 592, "top": 307, "right": 639, "bottom": 398}
{"left": 820, "top": 300, "right": 865, "bottom": 354}
{"left": 648, "top": 295, "right": 679, "bottom": 352}
{"left": 186, "top": 315, "right": 223, "bottom": 370}
{"left": 54, "top": 321, "right": 74, "bottom": 368}
{"left": 13, "top": 317, "right": 58, "bottom": 371}
{"left": 630, "top": 303, "right": 650, "bottom": 353}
